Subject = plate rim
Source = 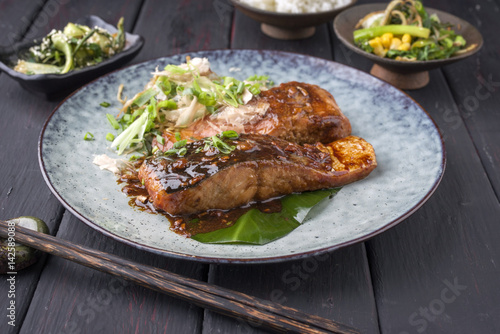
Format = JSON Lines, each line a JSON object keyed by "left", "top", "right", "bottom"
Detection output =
{"left": 38, "top": 49, "right": 446, "bottom": 264}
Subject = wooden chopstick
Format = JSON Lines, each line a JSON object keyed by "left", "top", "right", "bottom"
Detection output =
{"left": 0, "top": 220, "right": 359, "bottom": 334}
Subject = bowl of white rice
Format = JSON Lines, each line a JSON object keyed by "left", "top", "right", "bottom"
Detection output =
{"left": 231, "top": 0, "right": 357, "bottom": 39}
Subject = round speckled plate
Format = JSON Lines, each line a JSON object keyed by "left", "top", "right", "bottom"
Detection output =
{"left": 39, "top": 50, "right": 445, "bottom": 263}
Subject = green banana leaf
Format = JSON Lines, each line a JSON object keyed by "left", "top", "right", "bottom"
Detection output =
{"left": 192, "top": 188, "right": 341, "bottom": 245}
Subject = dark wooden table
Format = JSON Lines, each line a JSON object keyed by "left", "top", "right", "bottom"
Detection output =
{"left": 1, "top": 0, "right": 499, "bottom": 333}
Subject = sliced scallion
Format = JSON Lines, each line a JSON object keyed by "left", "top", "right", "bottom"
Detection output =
{"left": 106, "top": 113, "right": 120, "bottom": 130}
{"left": 164, "top": 64, "right": 189, "bottom": 74}
{"left": 173, "top": 139, "right": 187, "bottom": 148}
{"left": 132, "top": 87, "right": 157, "bottom": 107}
{"left": 156, "top": 134, "right": 165, "bottom": 145}
{"left": 84, "top": 132, "right": 94, "bottom": 141}
{"left": 106, "top": 133, "right": 115, "bottom": 141}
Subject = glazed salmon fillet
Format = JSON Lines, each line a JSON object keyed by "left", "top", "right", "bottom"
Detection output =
{"left": 139, "top": 134, "right": 376, "bottom": 215}
{"left": 161, "top": 82, "right": 352, "bottom": 148}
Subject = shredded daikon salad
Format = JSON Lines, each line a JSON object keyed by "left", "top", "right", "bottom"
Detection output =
{"left": 104, "top": 57, "right": 272, "bottom": 156}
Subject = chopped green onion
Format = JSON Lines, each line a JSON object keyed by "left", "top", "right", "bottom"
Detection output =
{"left": 106, "top": 113, "right": 120, "bottom": 130}
{"left": 248, "top": 83, "right": 261, "bottom": 95}
{"left": 183, "top": 88, "right": 193, "bottom": 96}
{"left": 176, "top": 85, "right": 185, "bottom": 95}
{"left": 175, "top": 132, "right": 182, "bottom": 141}
{"left": 130, "top": 108, "right": 144, "bottom": 123}
{"left": 192, "top": 79, "right": 202, "bottom": 94}
{"left": 197, "top": 91, "right": 216, "bottom": 106}
{"left": 106, "top": 133, "right": 115, "bottom": 141}
{"left": 157, "top": 99, "right": 177, "bottom": 109}
{"left": 210, "top": 135, "right": 236, "bottom": 154}
{"left": 164, "top": 149, "right": 177, "bottom": 155}
{"left": 236, "top": 82, "right": 245, "bottom": 94}
{"left": 84, "top": 132, "right": 94, "bottom": 141}
{"left": 156, "top": 134, "right": 165, "bottom": 145}
{"left": 156, "top": 77, "right": 172, "bottom": 95}
{"left": 132, "top": 87, "right": 157, "bottom": 107}
{"left": 178, "top": 147, "right": 187, "bottom": 156}
{"left": 164, "top": 64, "right": 188, "bottom": 74}
{"left": 223, "top": 76, "right": 236, "bottom": 86}
{"left": 111, "top": 111, "right": 149, "bottom": 155}
{"left": 221, "top": 130, "right": 239, "bottom": 139}
{"left": 100, "top": 101, "right": 111, "bottom": 108}
{"left": 173, "top": 139, "right": 187, "bottom": 148}
{"left": 122, "top": 114, "right": 131, "bottom": 123}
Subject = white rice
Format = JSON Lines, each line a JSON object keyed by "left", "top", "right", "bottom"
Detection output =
{"left": 240, "top": 0, "right": 351, "bottom": 13}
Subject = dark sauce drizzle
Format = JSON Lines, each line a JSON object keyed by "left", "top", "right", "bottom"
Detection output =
{"left": 118, "top": 159, "right": 282, "bottom": 238}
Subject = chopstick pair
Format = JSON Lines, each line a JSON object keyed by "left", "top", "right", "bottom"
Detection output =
{"left": 0, "top": 220, "right": 359, "bottom": 334}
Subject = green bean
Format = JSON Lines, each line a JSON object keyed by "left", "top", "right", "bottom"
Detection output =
{"left": 353, "top": 25, "right": 430, "bottom": 42}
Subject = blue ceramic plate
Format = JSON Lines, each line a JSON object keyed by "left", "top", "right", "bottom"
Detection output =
{"left": 0, "top": 15, "right": 144, "bottom": 97}
{"left": 39, "top": 50, "right": 445, "bottom": 263}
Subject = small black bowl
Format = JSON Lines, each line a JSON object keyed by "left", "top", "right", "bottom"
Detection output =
{"left": 0, "top": 15, "right": 144, "bottom": 98}
{"left": 334, "top": 3, "right": 483, "bottom": 89}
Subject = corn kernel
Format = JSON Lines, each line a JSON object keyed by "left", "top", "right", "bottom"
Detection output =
{"left": 402, "top": 33, "right": 412, "bottom": 44}
{"left": 389, "top": 37, "right": 402, "bottom": 50}
{"left": 398, "top": 42, "right": 411, "bottom": 51}
{"left": 368, "top": 37, "right": 382, "bottom": 48}
{"left": 373, "top": 46, "right": 388, "bottom": 57}
{"left": 381, "top": 33, "right": 393, "bottom": 48}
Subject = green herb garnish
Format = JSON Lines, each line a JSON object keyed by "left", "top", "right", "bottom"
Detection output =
{"left": 106, "top": 113, "right": 120, "bottom": 130}
{"left": 106, "top": 133, "right": 115, "bottom": 141}
{"left": 83, "top": 132, "right": 94, "bottom": 141}
{"left": 194, "top": 131, "right": 239, "bottom": 155}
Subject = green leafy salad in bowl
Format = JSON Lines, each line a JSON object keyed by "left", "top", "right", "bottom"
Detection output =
{"left": 14, "top": 17, "right": 125, "bottom": 75}
{"left": 353, "top": 0, "right": 477, "bottom": 61}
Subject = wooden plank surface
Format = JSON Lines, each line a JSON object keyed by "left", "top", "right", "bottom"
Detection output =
{"left": 0, "top": 0, "right": 45, "bottom": 46}
{"left": 331, "top": 0, "right": 500, "bottom": 332}
{"left": 439, "top": 0, "right": 500, "bottom": 199}
{"left": 229, "top": 10, "right": 333, "bottom": 59}
{"left": 13, "top": 0, "right": 233, "bottom": 333}
{"left": 1, "top": 0, "right": 499, "bottom": 333}
{"left": 204, "top": 245, "right": 379, "bottom": 334}
{"left": 0, "top": 2, "right": 68, "bottom": 333}
{"left": 20, "top": 213, "right": 206, "bottom": 334}
{"left": 131, "top": 0, "right": 233, "bottom": 63}
{"left": 0, "top": 0, "right": 201, "bottom": 333}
